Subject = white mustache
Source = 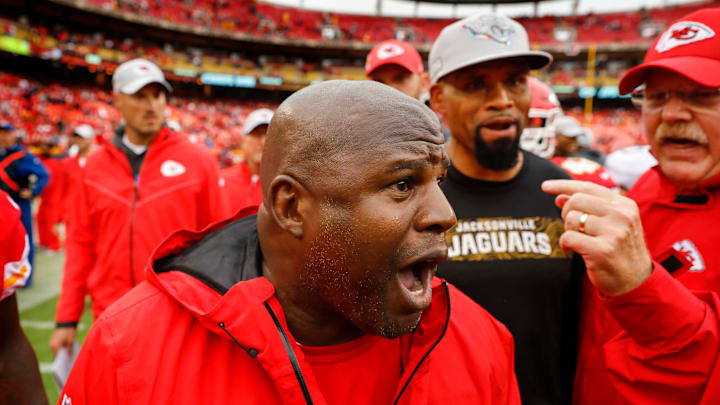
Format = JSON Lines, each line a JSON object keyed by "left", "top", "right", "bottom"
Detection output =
{"left": 655, "top": 122, "right": 708, "bottom": 145}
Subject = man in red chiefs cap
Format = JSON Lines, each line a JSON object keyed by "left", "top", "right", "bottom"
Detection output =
{"left": 569, "top": 8, "right": 720, "bottom": 405}
{"left": 365, "top": 39, "right": 429, "bottom": 100}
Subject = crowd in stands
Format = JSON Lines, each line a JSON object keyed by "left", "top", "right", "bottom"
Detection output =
{"left": 0, "top": 71, "right": 276, "bottom": 166}
{"left": 79, "top": 0, "right": 713, "bottom": 46}
{"left": 0, "top": 12, "right": 646, "bottom": 91}
{"left": 0, "top": 67, "right": 642, "bottom": 166}
{"left": 564, "top": 108, "right": 644, "bottom": 154}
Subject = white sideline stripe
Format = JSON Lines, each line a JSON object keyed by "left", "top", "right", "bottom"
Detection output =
{"left": 39, "top": 362, "right": 53, "bottom": 374}
{"left": 20, "top": 320, "right": 87, "bottom": 330}
{"left": 20, "top": 320, "right": 55, "bottom": 329}
{"left": 16, "top": 248, "right": 64, "bottom": 312}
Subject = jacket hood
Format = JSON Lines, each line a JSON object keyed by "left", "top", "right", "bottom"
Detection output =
{"left": 146, "top": 208, "right": 272, "bottom": 340}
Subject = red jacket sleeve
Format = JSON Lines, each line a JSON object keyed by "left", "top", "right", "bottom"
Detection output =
{"left": 58, "top": 318, "right": 120, "bottom": 405}
{"left": 55, "top": 176, "right": 95, "bottom": 324}
{"left": 603, "top": 264, "right": 720, "bottom": 405}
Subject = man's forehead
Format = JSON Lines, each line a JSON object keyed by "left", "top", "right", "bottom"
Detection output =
{"left": 645, "top": 68, "right": 715, "bottom": 89}
{"left": 359, "top": 136, "right": 447, "bottom": 169}
{"left": 445, "top": 58, "right": 529, "bottom": 80}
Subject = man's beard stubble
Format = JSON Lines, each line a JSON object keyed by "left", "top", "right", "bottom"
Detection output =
{"left": 473, "top": 123, "right": 522, "bottom": 171}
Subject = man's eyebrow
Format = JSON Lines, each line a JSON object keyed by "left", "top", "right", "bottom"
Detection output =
{"left": 385, "top": 159, "right": 430, "bottom": 173}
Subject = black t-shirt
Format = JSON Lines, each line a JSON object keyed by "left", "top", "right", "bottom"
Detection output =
{"left": 438, "top": 150, "right": 583, "bottom": 405}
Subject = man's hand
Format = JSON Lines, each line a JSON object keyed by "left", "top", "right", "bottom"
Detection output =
{"left": 542, "top": 179, "right": 653, "bottom": 297}
{"left": 18, "top": 188, "right": 32, "bottom": 199}
{"left": 50, "top": 326, "right": 77, "bottom": 357}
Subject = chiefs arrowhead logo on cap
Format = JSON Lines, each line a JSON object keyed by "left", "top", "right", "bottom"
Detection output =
{"left": 377, "top": 43, "right": 405, "bottom": 60}
{"left": 655, "top": 20, "right": 715, "bottom": 53}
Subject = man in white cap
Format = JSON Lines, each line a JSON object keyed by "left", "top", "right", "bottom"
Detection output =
{"left": 50, "top": 58, "right": 229, "bottom": 357}
{"left": 569, "top": 7, "right": 720, "bottom": 405}
{"left": 365, "top": 39, "right": 428, "bottom": 100}
{"left": 428, "top": 14, "right": 582, "bottom": 405}
{"left": 221, "top": 107, "right": 273, "bottom": 213}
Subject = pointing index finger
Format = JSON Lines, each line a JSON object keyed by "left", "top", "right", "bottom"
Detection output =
{"left": 542, "top": 179, "right": 614, "bottom": 199}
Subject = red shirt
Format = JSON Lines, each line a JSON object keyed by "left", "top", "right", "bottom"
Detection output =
{"left": 300, "top": 335, "right": 402, "bottom": 405}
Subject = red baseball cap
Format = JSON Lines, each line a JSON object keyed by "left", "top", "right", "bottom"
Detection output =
{"left": 365, "top": 39, "right": 424, "bottom": 76}
{"left": 619, "top": 8, "right": 720, "bottom": 94}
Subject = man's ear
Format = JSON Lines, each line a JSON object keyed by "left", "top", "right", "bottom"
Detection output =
{"left": 267, "top": 174, "right": 307, "bottom": 239}
{"left": 429, "top": 83, "right": 445, "bottom": 118}
{"left": 420, "top": 72, "right": 431, "bottom": 94}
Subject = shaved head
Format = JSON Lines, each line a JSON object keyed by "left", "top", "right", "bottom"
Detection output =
{"left": 258, "top": 80, "right": 453, "bottom": 346}
{"left": 260, "top": 80, "right": 442, "bottom": 195}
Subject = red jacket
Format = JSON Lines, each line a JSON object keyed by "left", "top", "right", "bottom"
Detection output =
{"left": 1, "top": 191, "right": 30, "bottom": 300}
{"left": 59, "top": 211, "right": 521, "bottom": 404}
{"left": 55, "top": 127, "right": 229, "bottom": 323}
{"left": 220, "top": 161, "right": 262, "bottom": 213}
{"left": 574, "top": 167, "right": 720, "bottom": 405}
{"left": 58, "top": 154, "right": 86, "bottom": 224}
{"left": 37, "top": 156, "right": 66, "bottom": 224}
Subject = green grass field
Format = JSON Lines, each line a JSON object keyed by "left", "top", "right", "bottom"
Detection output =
{"left": 16, "top": 250, "right": 92, "bottom": 405}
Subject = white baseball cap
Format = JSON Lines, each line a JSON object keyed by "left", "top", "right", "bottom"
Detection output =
{"left": 429, "top": 14, "right": 552, "bottom": 84}
{"left": 72, "top": 124, "right": 95, "bottom": 139}
{"left": 242, "top": 108, "right": 274, "bottom": 136}
{"left": 555, "top": 116, "right": 586, "bottom": 138}
{"left": 112, "top": 58, "right": 173, "bottom": 95}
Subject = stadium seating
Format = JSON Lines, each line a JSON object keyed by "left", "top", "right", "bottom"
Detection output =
{"left": 0, "top": 71, "right": 275, "bottom": 157}
{"left": 73, "top": 0, "right": 713, "bottom": 46}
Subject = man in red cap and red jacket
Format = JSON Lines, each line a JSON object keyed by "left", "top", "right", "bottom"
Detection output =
{"left": 49, "top": 58, "right": 229, "bottom": 358}
{"left": 570, "top": 8, "right": 720, "bottom": 405}
{"left": 365, "top": 39, "right": 429, "bottom": 100}
{"left": 59, "top": 80, "right": 521, "bottom": 405}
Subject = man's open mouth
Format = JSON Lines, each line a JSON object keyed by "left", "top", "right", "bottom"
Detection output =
{"left": 395, "top": 249, "right": 446, "bottom": 312}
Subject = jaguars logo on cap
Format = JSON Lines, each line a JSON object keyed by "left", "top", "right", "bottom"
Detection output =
{"left": 462, "top": 15, "right": 516, "bottom": 46}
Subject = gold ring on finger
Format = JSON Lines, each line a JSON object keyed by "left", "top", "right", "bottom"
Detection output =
{"left": 579, "top": 212, "right": 589, "bottom": 234}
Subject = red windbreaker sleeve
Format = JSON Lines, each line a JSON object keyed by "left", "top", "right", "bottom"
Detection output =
{"left": 603, "top": 264, "right": 720, "bottom": 405}
{"left": 59, "top": 318, "right": 120, "bottom": 405}
{"left": 55, "top": 177, "right": 96, "bottom": 324}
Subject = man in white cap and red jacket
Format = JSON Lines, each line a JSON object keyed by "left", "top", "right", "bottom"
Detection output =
{"left": 50, "top": 58, "right": 229, "bottom": 357}
{"left": 221, "top": 107, "right": 273, "bottom": 213}
{"left": 566, "top": 7, "right": 720, "bottom": 405}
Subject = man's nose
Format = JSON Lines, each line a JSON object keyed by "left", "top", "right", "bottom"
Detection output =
{"left": 416, "top": 183, "right": 456, "bottom": 234}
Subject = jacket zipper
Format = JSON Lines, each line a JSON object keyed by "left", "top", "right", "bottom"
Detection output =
{"left": 129, "top": 176, "right": 138, "bottom": 286}
{"left": 264, "top": 302, "right": 314, "bottom": 405}
{"left": 392, "top": 281, "right": 452, "bottom": 405}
